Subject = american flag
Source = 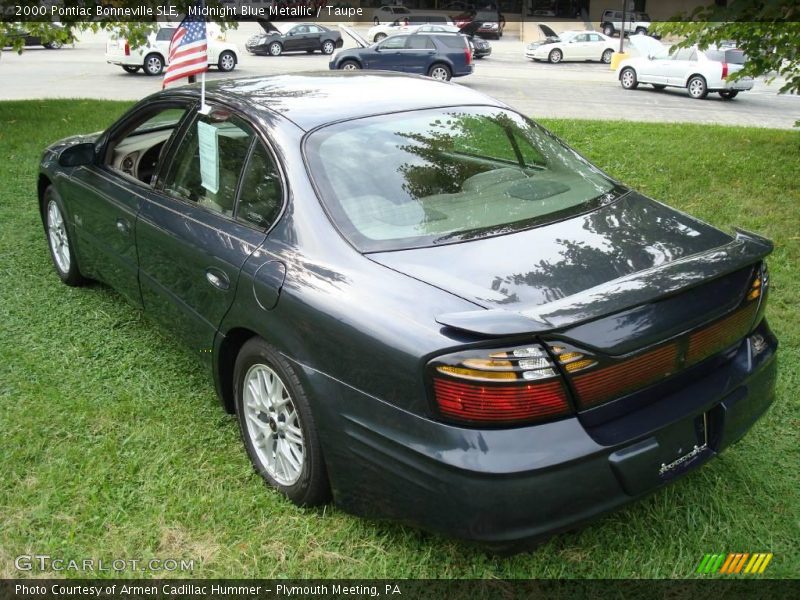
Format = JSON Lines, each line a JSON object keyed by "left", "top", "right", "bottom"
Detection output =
{"left": 163, "top": 9, "right": 208, "bottom": 88}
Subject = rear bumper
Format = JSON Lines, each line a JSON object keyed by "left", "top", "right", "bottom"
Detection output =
{"left": 295, "top": 320, "right": 777, "bottom": 544}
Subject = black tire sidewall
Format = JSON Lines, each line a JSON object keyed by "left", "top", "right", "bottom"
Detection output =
{"left": 428, "top": 63, "right": 452, "bottom": 81}
{"left": 143, "top": 53, "right": 163, "bottom": 75}
{"left": 218, "top": 51, "right": 235, "bottom": 71}
{"left": 233, "top": 338, "right": 330, "bottom": 507}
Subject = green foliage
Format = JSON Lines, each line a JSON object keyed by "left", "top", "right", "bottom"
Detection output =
{"left": 0, "top": 101, "right": 798, "bottom": 577}
{"left": 652, "top": 1, "right": 800, "bottom": 95}
{"left": 0, "top": 1, "right": 236, "bottom": 54}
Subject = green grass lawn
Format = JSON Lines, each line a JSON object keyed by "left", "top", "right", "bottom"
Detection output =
{"left": 0, "top": 100, "right": 798, "bottom": 579}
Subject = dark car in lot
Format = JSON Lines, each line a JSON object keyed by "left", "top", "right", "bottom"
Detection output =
{"left": 245, "top": 20, "right": 343, "bottom": 56}
{"left": 452, "top": 9, "right": 505, "bottom": 39}
{"left": 3, "top": 24, "right": 73, "bottom": 49}
{"left": 331, "top": 29, "right": 473, "bottom": 81}
{"left": 38, "top": 72, "right": 777, "bottom": 548}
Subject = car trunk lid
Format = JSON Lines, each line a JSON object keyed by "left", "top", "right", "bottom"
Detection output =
{"left": 368, "top": 193, "right": 771, "bottom": 338}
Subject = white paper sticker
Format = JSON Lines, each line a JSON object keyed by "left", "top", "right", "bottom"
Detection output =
{"left": 197, "top": 120, "right": 219, "bottom": 194}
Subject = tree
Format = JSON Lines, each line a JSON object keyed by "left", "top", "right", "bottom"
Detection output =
{"left": 651, "top": 1, "right": 800, "bottom": 95}
{"left": 0, "top": 2, "right": 235, "bottom": 56}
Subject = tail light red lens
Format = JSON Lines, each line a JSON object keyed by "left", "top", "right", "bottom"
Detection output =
{"left": 465, "top": 47, "right": 472, "bottom": 65}
{"left": 721, "top": 62, "right": 729, "bottom": 79}
{"left": 430, "top": 344, "right": 571, "bottom": 426}
{"left": 555, "top": 263, "right": 766, "bottom": 410}
{"left": 124, "top": 41, "right": 130, "bottom": 56}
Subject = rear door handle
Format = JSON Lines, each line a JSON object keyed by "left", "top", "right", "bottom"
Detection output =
{"left": 205, "top": 268, "right": 230, "bottom": 291}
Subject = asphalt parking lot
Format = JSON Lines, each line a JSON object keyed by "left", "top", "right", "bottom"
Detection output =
{"left": 1, "top": 22, "right": 798, "bottom": 128}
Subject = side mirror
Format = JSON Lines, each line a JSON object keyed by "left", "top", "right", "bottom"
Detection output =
{"left": 58, "top": 142, "right": 96, "bottom": 167}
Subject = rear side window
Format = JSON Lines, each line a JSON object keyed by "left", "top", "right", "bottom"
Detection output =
{"left": 156, "top": 28, "right": 175, "bottom": 41}
{"left": 705, "top": 48, "right": 747, "bottom": 64}
{"left": 437, "top": 34, "right": 467, "bottom": 49}
{"left": 236, "top": 143, "right": 282, "bottom": 229}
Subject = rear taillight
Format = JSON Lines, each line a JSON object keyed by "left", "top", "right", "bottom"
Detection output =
{"left": 552, "top": 263, "right": 766, "bottom": 410}
{"left": 124, "top": 41, "right": 130, "bottom": 56}
{"left": 465, "top": 46, "right": 472, "bottom": 65}
{"left": 430, "top": 344, "right": 572, "bottom": 426}
{"left": 721, "top": 62, "right": 729, "bottom": 79}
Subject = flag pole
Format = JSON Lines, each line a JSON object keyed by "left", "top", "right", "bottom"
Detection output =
{"left": 200, "top": 69, "right": 209, "bottom": 114}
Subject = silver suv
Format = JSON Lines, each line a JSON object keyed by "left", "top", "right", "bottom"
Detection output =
{"left": 601, "top": 9, "right": 652, "bottom": 37}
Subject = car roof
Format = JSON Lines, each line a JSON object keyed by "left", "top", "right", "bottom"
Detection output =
{"left": 193, "top": 72, "right": 504, "bottom": 131}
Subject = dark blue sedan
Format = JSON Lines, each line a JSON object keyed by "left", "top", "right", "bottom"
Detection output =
{"left": 330, "top": 28, "right": 473, "bottom": 81}
{"left": 38, "top": 72, "right": 777, "bottom": 549}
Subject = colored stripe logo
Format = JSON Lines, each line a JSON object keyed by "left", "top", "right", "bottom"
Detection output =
{"left": 696, "top": 553, "right": 773, "bottom": 574}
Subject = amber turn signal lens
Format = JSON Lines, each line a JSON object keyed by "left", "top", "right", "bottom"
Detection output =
{"left": 564, "top": 359, "right": 597, "bottom": 372}
{"left": 436, "top": 365, "right": 517, "bottom": 381}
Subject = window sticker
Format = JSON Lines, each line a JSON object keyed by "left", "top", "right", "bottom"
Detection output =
{"left": 197, "top": 120, "right": 219, "bottom": 194}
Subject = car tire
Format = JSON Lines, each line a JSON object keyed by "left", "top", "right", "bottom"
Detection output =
{"left": 687, "top": 75, "right": 708, "bottom": 99}
{"left": 143, "top": 53, "right": 164, "bottom": 76}
{"left": 234, "top": 337, "right": 330, "bottom": 507}
{"left": 42, "top": 186, "right": 86, "bottom": 287}
{"left": 620, "top": 67, "right": 638, "bottom": 89}
{"left": 339, "top": 60, "right": 361, "bottom": 71}
{"left": 373, "top": 17, "right": 380, "bottom": 25}
{"left": 719, "top": 90, "right": 738, "bottom": 100}
{"left": 601, "top": 49, "right": 613, "bottom": 64}
{"left": 122, "top": 65, "right": 139, "bottom": 74}
{"left": 218, "top": 50, "right": 236, "bottom": 72}
{"left": 548, "top": 48, "right": 562, "bottom": 64}
{"left": 428, "top": 63, "right": 452, "bottom": 81}
{"left": 268, "top": 42, "right": 283, "bottom": 57}
{"left": 321, "top": 40, "right": 336, "bottom": 55}
{"left": 44, "top": 40, "right": 63, "bottom": 49}
{"left": 635, "top": 27, "right": 647, "bottom": 35}
{"left": 603, "top": 24, "right": 615, "bottom": 37}
{"left": 373, "top": 33, "right": 387, "bottom": 42}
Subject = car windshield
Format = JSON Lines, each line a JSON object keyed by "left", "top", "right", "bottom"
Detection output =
{"left": 305, "top": 107, "right": 620, "bottom": 252}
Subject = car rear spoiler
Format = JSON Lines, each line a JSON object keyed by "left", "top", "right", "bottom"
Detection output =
{"left": 435, "top": 229, "right": 773, "bottom": 337}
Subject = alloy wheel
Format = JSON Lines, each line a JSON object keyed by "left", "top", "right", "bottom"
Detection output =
{"left": 322, "top": 41, "right": 335, "bottom": 54}
{"left": 269, "top": 42, "right": 282, "bottom": 56}
{"left": 430, "top": 66, "right": 450, "bottom": 81}
{"left": 47, "top": 200, "right": 70, "bottom": 274}
{"left": 549, "top": 49, "right": 562, "bottom": 63}
{"left": 219, "top": 51, "right": 235, "bottom": 71}
{"left": 242, "top": 364, "right": 305, "bottom": 486}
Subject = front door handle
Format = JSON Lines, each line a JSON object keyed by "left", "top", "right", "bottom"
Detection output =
{"left": 116, "top": 218, "right": 130, "bottom": 235}
{"left": 205, "top": 268, "right": 230, "bottom": 291}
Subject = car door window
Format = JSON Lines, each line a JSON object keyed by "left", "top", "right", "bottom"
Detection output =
{"left": 307, "top": 25, "right": 323, "bottom": 33}
{"left": 162, "top": 112, "right": 255, "bottom": 217}
{"left": 105, "top": 105, "right": 191, "bottom": 186}
{"left": 380, "top": 35, "right": 407, "bottom": 50}
{"left": 673, "top": 47, "right": 695, "bottom": 61}
{"left": 406, "top": 36, "right": 435, "bottom": 50}
{"left": 236, "top": 143, "right": 283, "bottom": 229}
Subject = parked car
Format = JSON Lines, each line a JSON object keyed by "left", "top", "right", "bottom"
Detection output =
{"left": 371, "top": 4, "right": 411, "bottom": 24}
{"left": 105, "top": 25, "right": 239, "bottom": 76}
{"left": 617, "top": 35, "right": 753, "bottom": 100}
{"left": 526, "top": 28, "right": 616, "bottom": 64}
{"left": 452, "top": 9, "right": 505, "bottom": 39}
{"left": 245, "top": 21, "right": 343, "bottom": 56}
{"left": 332, "top": 29, "right": 473, "bottom": 81}
{"left": 38, "top": 71, "right": 777, "bottom": 546}
{"left": 3, "top": 23, "right": 74, "bottom": 49}
{"left": 600, "top": 9, "right": 654, "bottom": 38}
{"left": 367, "top": 15, "right": 454, "bottom": 43}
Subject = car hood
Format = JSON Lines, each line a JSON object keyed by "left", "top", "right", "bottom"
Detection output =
{"left": 538, "top": 23, "right": 558, "bottom": 38}
{"left": 368, "top": 192, "right": 735, "bottom": 312}
{"left": 341, "top": 25, "right": 369, "bottom": 48}
{"left": 629, "top": 33, "right": 668, "bottom": 58}
{"left": 257, "top": 19, "right": 281, "bottom": 35}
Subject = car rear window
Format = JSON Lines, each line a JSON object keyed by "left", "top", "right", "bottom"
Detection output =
{"left": 156, "top": 28, "right": 175, "bottom": 41}
{"left": 305, "top": 107, "right": 620, "bottom": 252}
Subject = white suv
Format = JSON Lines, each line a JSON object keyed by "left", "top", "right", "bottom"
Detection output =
{"left": 106, "top": 25, "right": 239, "bottom": 76}
{"left": 601, "top": 9, "right": 652, "bottom": 38}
